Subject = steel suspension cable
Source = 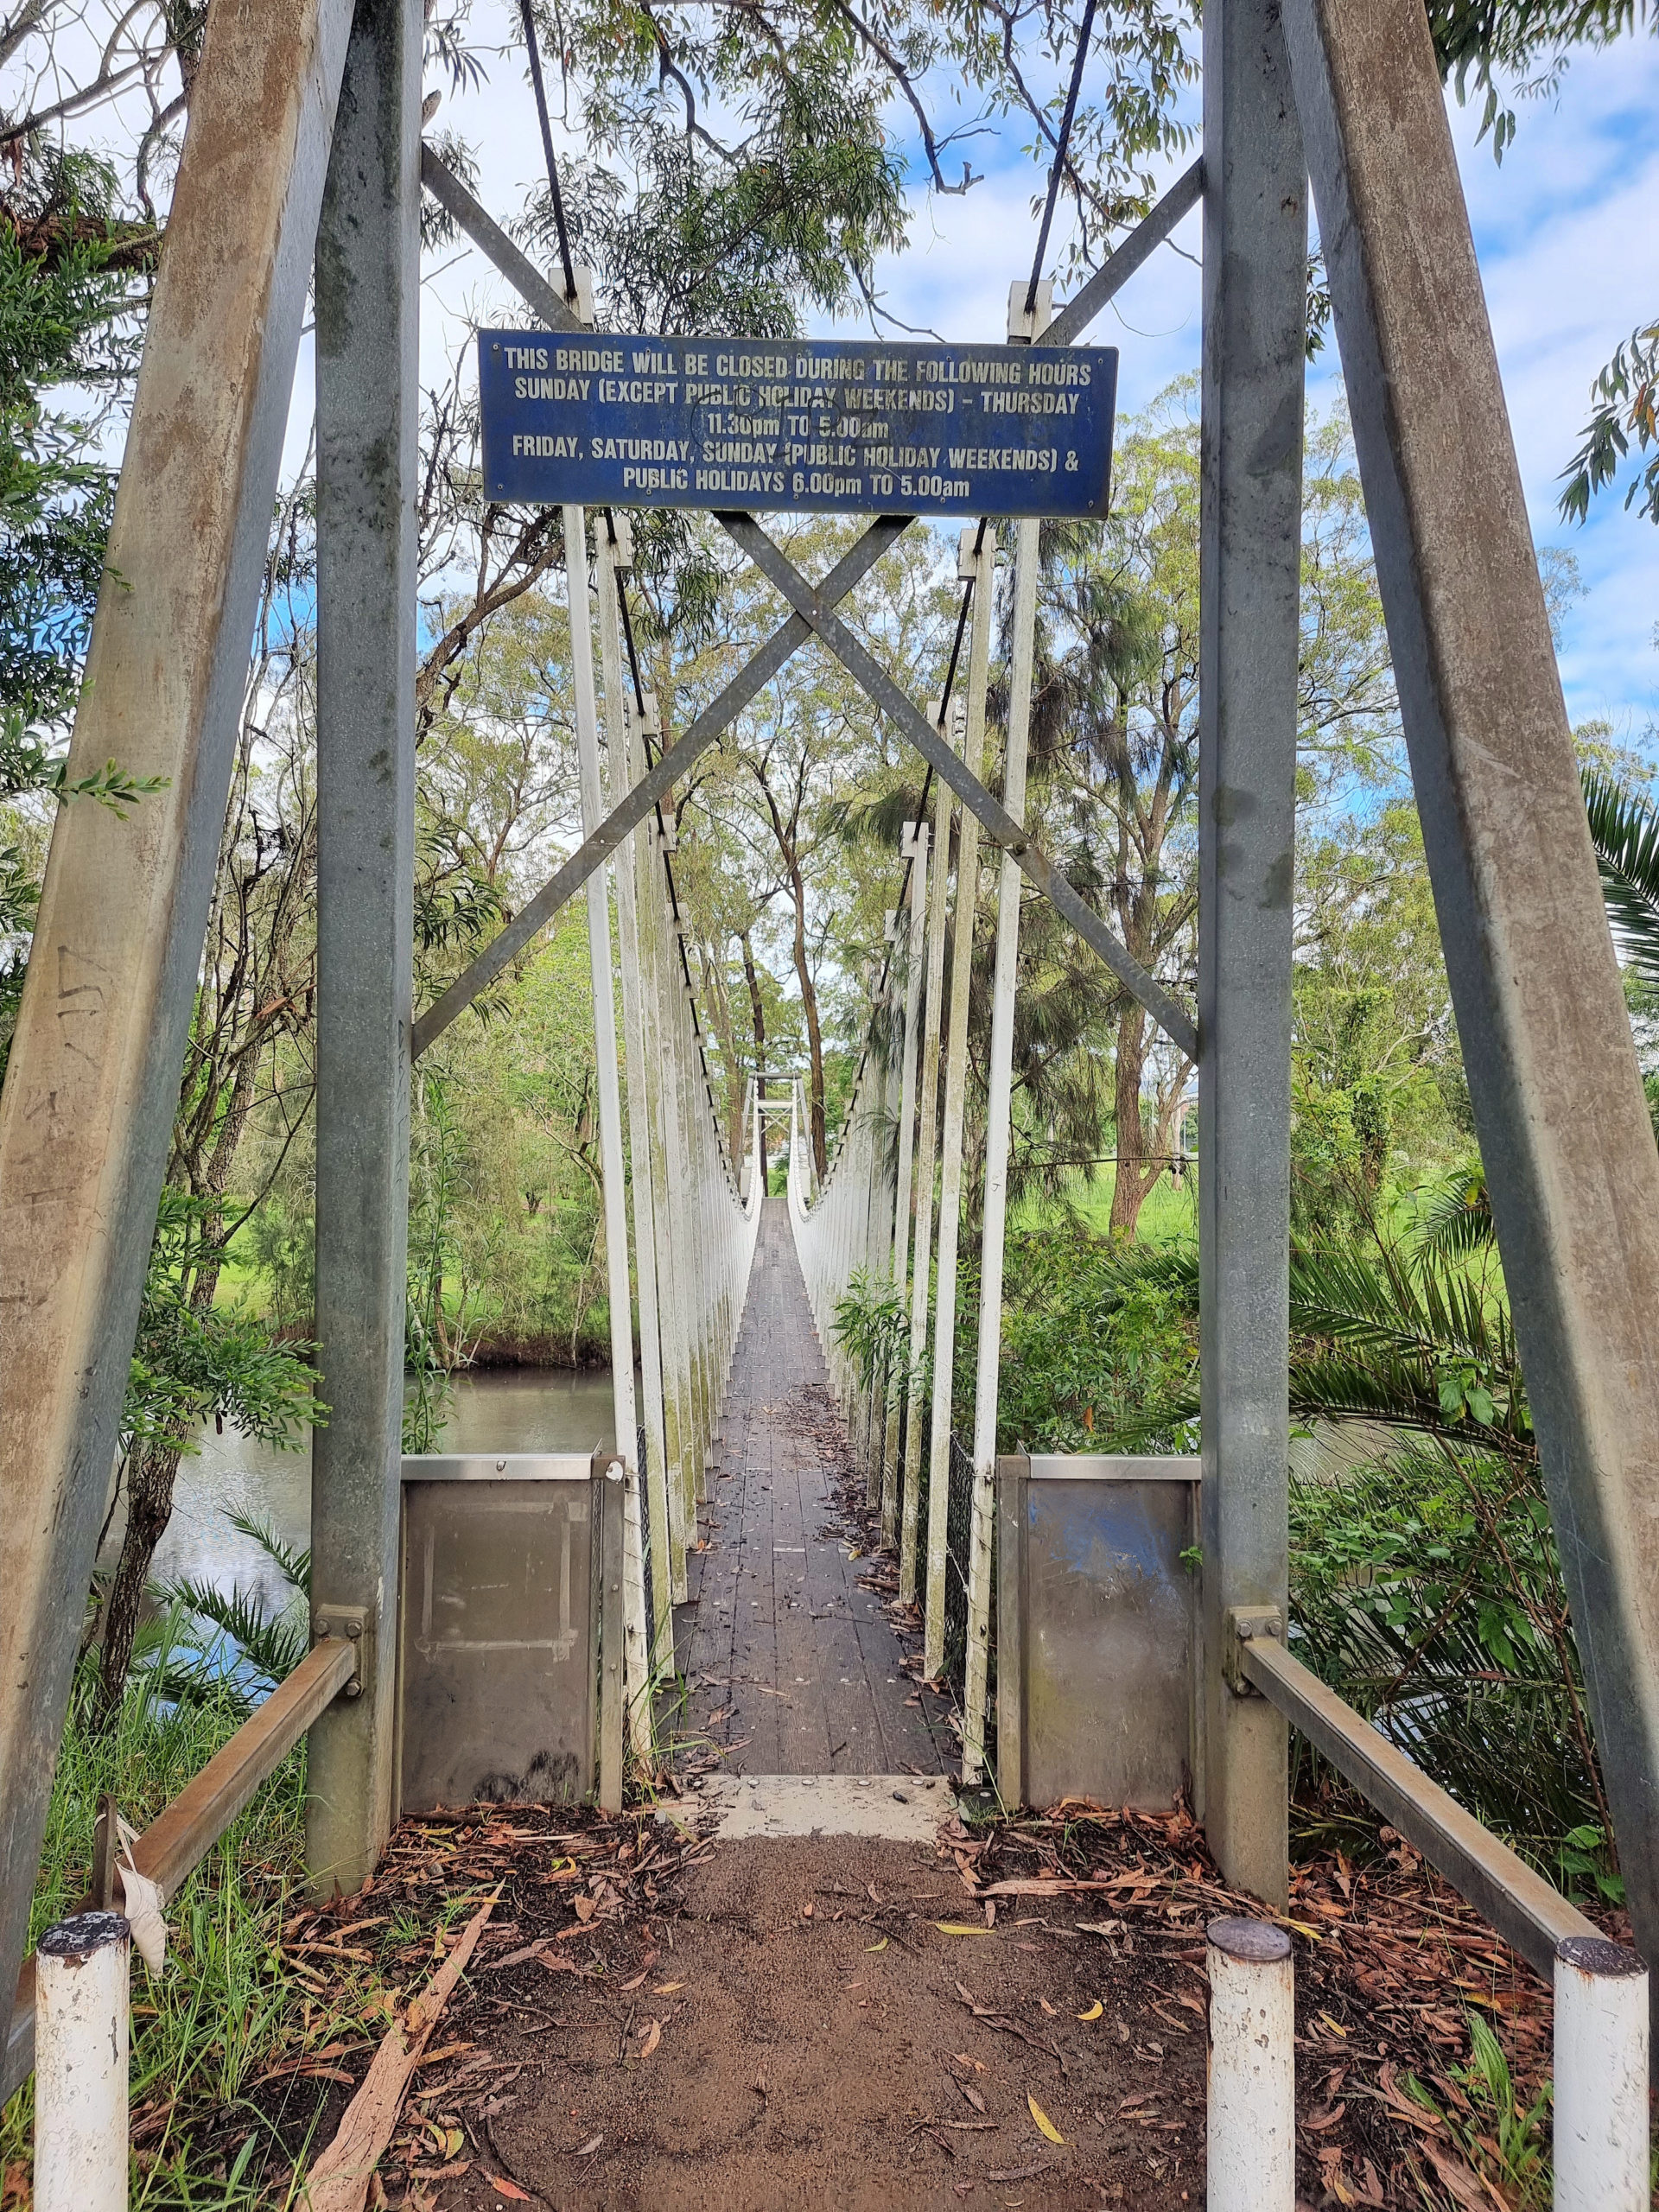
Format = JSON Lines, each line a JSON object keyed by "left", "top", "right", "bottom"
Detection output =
{"left": 1026, "top": 0, "right": 1099, "bottom": 316}
{"left": 517, "top": 0, "right": 579, "bottom": 308}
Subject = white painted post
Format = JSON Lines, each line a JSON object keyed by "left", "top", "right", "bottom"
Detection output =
{"left": 1206, "top": 1916, "right": 1295, "bottom": 2212}
{"left": 639, "top": 715, "right": 690, "bottom": 1604}
{"left": 901, "top": 712, "right": 954, "bottom": 1607}
{"left": 1553, "top": 1936, "right": 1649, "bottom": 2211}
{"left": 884, "top": 828, "right": 927, "bottom": 1546}
{"left": 598, "top": 534, "right": 673, "bottom": 1666}
{"left": 35, "top": 1910, "right": 130, "bottom": 2212}
{"left": 565, "top": 498, "right": 650, "bottom": 1759}
{"left": 962, "top": 290, "right": 1052, "bottom": 1785}
{"left": 924, "top": 531, "right": 995, "bottom": 1686}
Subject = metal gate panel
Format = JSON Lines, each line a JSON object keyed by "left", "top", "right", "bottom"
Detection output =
{"left": 397, "top": 1454, "right": 597, "bottom": 1815}
{"left": 999, "top": 1456, "right": 1198, "bottom": 1812}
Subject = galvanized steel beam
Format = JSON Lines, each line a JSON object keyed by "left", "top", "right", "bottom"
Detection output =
{"left": 1197, "top": 0, "right": 1306, "bottom": 1902}
{"left": 307, "top": 0, "right": 421, "bottom": 1899}
{"left": 717, "top": 515, "right": 1199, "bottom": 1061}
{"left": 412, "top": 518, "right": 910, "bottom": 1056}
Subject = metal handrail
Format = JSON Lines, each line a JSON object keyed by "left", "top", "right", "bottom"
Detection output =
{"left": 3, "top": 1636, "right": 358, "bottom": 2102}
{"left": 1238, "top": 1625, "right": 1598, "bottom": 1979}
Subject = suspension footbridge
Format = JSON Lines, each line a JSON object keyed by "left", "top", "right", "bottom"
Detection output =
{"left": 3, "top": 0, "right": 1658, "bottom": 2198}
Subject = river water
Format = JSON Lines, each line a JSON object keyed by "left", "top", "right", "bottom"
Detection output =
{"left": 106, "top": 1369, "right": 621, "bottom": 1621}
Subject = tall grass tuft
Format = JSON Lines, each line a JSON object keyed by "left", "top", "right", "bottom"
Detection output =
{"left": 3, "top": 1609, "right": 369, "bottom": 2208}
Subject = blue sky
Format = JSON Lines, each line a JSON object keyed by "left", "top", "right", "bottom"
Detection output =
{"left": 411, "top": 5, "right": 1659, "bottom": 744}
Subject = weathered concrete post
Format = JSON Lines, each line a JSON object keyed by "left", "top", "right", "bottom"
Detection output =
{"left": 308, "top": 0, "right": 420, "bottom": 1895}
{"left": 1281, "top": 0, "right": 1659, "bottom": 1997}
{"left": 1553, "top": 1936, "right": 1649, "bottom": 2210}
{"left": 0, "top": 0, "right": 353, "bottom": 2014}
{"left": 1197, "top": 0, "right": 1306, "bottom": 1903}
{"left": 963, "top": 281, "right": 1052, "bottom": 1785}
{"left": 566, "top": 499, "right": 650, "bottom": 1755}
{"left": 1205, "top": 1916, "right": 1296, "bottom": 2209}
{"left": 883, "top": 837, "right": 926, "bottom": 1546}
{"left": 33, "top": 1912, "right": 130, "bottom": 2212}
{"left": 599, "top": 534, "right": 674, "bottom": 1662}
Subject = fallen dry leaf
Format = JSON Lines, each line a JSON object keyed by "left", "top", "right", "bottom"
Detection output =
{"left": 934, "top": 1922, "right": 993, "bottom": 1937}
{"left": 866, "top": 1937, "right": 889, "bottom": 1954}
{"left": 487, "top": 2179, "right": 530, "bottom": 2202}
{"left": 1076, "top": 2000, "right": 1103, "bottom": 2022}
{"left": 573, "top": 2135, "right": 602, "bottom": 2159}
{"left": 1026, "top": 2092, "right": 1065, "bottom": 2145}
{"left": 1424, "top": 2145, "right": 1497, "bottom": 2211}
{"left": 639, "top": 2019, "right": 663, "bottom": 2060}
{"left": 651, "top": 1981, "right": 684, "bottom": 1994}
{"left": 572, "top": 1896, "right": 596, "bottom": 1923}
{"left": 618, "top": 1971, "right": 647, "bottom": 1993}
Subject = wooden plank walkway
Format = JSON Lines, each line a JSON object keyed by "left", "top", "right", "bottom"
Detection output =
{"left": 670, "top": 1198, "right": 950, "bottom": 1776}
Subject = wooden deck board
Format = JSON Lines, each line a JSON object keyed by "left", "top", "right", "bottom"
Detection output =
{"left": 668, "top": 1199, "right": 949, "bottom": 1777}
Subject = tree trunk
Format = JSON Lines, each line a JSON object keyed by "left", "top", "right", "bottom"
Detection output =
{"left": 741, "top": 928, "right": 768, "bottom": 1192}
{"left": 1109, "top": 1001, "right": 1163, "bottom": 1238}
{"left": 784, "top": 861, "right": 828, "bottom": 1178}
{"left": 96, "top": 1438, "right": 186, "bottom": 1720}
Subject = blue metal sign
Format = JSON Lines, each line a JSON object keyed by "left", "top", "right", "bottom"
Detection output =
{"left": 478, "top": 334, "right": 1118, "bottom": 519}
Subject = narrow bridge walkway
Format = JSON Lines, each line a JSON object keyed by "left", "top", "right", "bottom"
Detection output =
{"left": 670, "top": 1198, "right": 950, "bottom": 1777}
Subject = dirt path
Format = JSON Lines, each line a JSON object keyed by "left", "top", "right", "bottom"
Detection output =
{"left": 668, "top": 1198, "right": 950, "bottom": 1777}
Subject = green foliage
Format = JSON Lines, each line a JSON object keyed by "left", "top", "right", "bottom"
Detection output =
{"left": 1427, "top": 0, "right": 1653, "bottom": 161}
{"left": 1294, "top": 803, "right": 1463, "bottom": 1232}
{"left": 1583, "top": 765, "right": 1659, "bottom": 988}
{"left": 831, "top": 1267, "right": 912, "bottom": 1395}
{"left": 992, "top": 1224, "right": 1198, "bottom": 1453}
{"left": 163, "top": 1514, "right": 312, "bottom": 1707}
{"left": 1407, "top": 2010, "right": 1554, "bottom": 2209}
{"left": 1289, "top": 1446, "right": 1611, "bottom": 1892}
{"left": 2, "top": 1632, "right": 333, "bottom": 2209}
{"left": 1560, "top": 319, "right": 1659, "bottom": 527}
{"left": 0, "top": 150, "right": 147, "bottom": 723}
{"left": 124, "top": 1192, "right": 317, "bottom": 1464}
{"left": 242, "top": 1194, "right": 316, "bottom": 1333}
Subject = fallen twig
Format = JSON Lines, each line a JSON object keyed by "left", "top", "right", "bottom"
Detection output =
{"left": 302, "top": 1888, "right": 500, "bottom": 2212}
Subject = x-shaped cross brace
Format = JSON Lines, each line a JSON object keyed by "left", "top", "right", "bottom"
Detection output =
{"left": 412, "top": 149, "right": 1201, "bottom": 1065}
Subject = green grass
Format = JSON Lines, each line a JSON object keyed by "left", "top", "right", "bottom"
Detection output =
{"left": 1012, "top": 1162, "right": 1198, "bottom": 1245}
{"left": 1, "top": 1637, "right": 382, "bottom": 2212}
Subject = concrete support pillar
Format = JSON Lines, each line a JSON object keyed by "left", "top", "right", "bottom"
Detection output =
{"left": 884, "top": 849, "right": 926, "bottom": 1546}
{"left": 1282, "top": 0, "right": 1659, "bottom": 1993}
{"left": 637, "top": 752, "right": 690, "bottom": 1601}
{"left": 1197, "top": 0, "right": 1306, "bottom": 1903}
{"left": 0, "top": 0, "right": 353, "bottom": 2016}
{"left": 308, "top": 0, "right": 420, "bottom": 1896}
{"left": 599, "top": 542, "right": 673, "bottom": 1663}
{"left": 963, "top": 500, "right": 1039, "bottom": 1783}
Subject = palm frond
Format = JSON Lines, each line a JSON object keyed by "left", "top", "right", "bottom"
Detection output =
{"left": 1584, "top": 767, "right": 1659, "bottom": 990}
{"left": 226, "top": 1511, "right": 311, "bottom": 1596}
{"left": 162, "top": 1575, "right": 308, "bottom": 1696}
{"left": 1415, "top": 1161, "right": 1496, "bottom": 1257}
